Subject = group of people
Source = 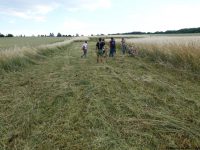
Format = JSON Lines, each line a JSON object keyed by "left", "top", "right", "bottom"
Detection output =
{"left": 95, "top": 37, "right": 116, "bottom": 63}
{"left": 81, "top": 37, "right": 137, "bottom": 63}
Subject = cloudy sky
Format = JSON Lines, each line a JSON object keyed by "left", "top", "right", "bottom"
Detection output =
{"left": 0, "top": 0, "right": 200, "bottom": 36}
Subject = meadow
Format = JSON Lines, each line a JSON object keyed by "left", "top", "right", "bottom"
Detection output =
{"left": 0, "top": 37, "right": 88, "bottom": 72}
{"left": 0, "top": 37, "right": 67, "bottom": 50}
{"left": 0, "top": 35, "right": 200, "bottom": 149}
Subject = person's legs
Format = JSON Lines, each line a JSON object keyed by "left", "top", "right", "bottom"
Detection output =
{"left": 81, "top": 50, "right": 87, "bottom": 58}
{"left": 122, "top": 46, "right": 125, "bottom": 55}
{"left": 81, "top": 51, "right": 84, "bottom": 58}
{"left": 109, "top": 49, "right": 112, "bottom": 57}
{"left": 97, "top": 50, "right": 101, "bottom": 63}
{"left": 111, "top": 48, "right": 115, "bottom": 57}
{"left": 84, "top": 50, "right": 87, "bottom": 58}
{"left": 100, "top": 49, "right": 103, "bottom": 63}
{"left": 109, "top": 48, "right": 114, "bottom": 57}
{"left": 97, "top": 53, "right": 99, "bottom": 63}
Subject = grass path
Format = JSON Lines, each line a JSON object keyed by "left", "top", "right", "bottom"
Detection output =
{"left": 0, "top": 41, "right": 200, "bottom": 149}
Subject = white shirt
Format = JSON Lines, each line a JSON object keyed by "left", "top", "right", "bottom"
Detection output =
{"left": 82, "top": 43, "right": 88, "bottom": 50}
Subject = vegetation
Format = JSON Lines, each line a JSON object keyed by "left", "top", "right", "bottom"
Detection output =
{"left": 126, "top": 36, "right": 200, "bottom": 74}
{"left": 0, "top": 37, "right": 79, "bottom": 72}
{"left": 0, "top": 33, "right": 14, "bottom": 37}
{"left": 110, "top": 27, "right": 200, "bottom": 35}
{"left": 0, "top": 38, "right": 200, "bottom": 149}
{"left": 0, "top": 37, "right": 69, "bottom": 50}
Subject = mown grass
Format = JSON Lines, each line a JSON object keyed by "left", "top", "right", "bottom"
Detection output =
{"left": 0, "top": 37, "right": 88, "bottom": 72}
{"left": 0, "top": 40, "right": 200, "bottom": 149}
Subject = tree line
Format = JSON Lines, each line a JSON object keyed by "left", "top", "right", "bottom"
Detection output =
{"left": 1, "top": 27, "right": 200, "bottom": 38}
{"left": 110, "top": 27, "right": 200, "bottom": 35}
{"left": 0, "top": 33, "right": 81, "bottom": 38}
{"left": 0, "top": 33, "right": 14, "bottom": 37}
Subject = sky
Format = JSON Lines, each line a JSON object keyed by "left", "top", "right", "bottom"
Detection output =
{"left": 0, "top": 0, "right": 200, "bottom": 36}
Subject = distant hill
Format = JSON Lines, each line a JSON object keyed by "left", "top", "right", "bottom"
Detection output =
{"left": 109, "top": 27, "right": 200, "bottom": 35}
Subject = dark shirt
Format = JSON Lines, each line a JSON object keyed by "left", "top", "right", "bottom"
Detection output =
{"left": 110, "top": 40, "right": 116, "bottom": 49}
{"left": 96, "top": 41, "right": 105, "bottom": 50}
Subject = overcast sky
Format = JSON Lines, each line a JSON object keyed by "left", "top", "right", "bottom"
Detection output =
{"left": 0, "top": 0, "right": 200, "bottom": 36}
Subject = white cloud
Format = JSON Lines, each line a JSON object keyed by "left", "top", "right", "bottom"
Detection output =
{"left": 8, "top": 19, "right": 16, "bottom": 24}
{"left": 126, "top": 3, "right": 200, "bottom": 32}
{"left": 0, "top": 0, "right": 111, "bottom": 22}
{"left": 62, "top": 0, "right": 112, "bottom": 12}
{"left": 61, "top": 19, "right": 95, "bottom": 35}
{"left": 0, "top": 2, "right": 59, "bottom": 22}
{"left": 79, "top": 0, "right": 111, "bottom": 11}
{"left": 60, "top": 17, "right": 119, "bottom": 35}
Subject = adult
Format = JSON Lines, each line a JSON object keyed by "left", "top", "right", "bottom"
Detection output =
{"left": 96, "top": 38, "right": 105, "bottom": 63}
{"left": 109, "top": 37, "right": 116, "bottom": 57}
{"left": 81, "top": 41, "right": 88, "bottom": 58}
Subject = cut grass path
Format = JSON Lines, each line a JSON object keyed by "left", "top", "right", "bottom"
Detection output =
{"left": 0, "top": 41, "right": 200, "bottom": 149}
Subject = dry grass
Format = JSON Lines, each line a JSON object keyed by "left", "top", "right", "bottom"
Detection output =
{"left": 125, "top": 36, "right": 200, "bottom": 73}
{"left": 0, "top": 37, "right": 89, "bottom": 72}
{"left": 0, "top": 41, "right": 200, "bottom": 149}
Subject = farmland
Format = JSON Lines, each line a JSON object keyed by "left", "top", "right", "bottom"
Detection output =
{"left": 0, "top": 37, "right": 68, "bottom": 50}
{"left": 0, "top": 35, "right": 200, "bottom": 149}
{"left": 125, "top": 36, "right": 200, "bottom": 73}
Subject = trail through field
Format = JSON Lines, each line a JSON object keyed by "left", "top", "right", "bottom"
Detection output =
{"left": 1, "top": 41, "right": 200, "bottom": 149}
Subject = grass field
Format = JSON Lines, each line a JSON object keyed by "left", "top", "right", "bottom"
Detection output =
{"left": 0, "top": 37, "right": 68, "bottom": 50}
{"left": 0, "top": 37, "right": 88, "bottom": 73}
{"left": 124, "top": 36, "right": 200, "bottom": 73}
{"left": 0, "top": 39, "right": 200, "bottom": 149}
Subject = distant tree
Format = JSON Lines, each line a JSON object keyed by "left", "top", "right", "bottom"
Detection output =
{"left": 6, "top": 34, "right": 14, "bottom": 37}
{"left": 49, "top": 33, "right": 54, "bottom": 37}
{"left": 91, "top": 34, "right": 93, "bottom": 36}
{"left": 57, "top": 33, "right": 62, "bottom": 37}
{"left": 0, "top": 33, "right": 5, "bottom": 37}
{"left": 68, "top": 35, "right": 72, "bottom": 37}
{"left": 76, "top": 34, "right": 79, "bottom": 37}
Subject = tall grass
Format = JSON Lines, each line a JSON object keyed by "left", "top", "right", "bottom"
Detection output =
{"left": 0, "top": 37, "right": 68, "bottom": 50}
{"left": 126, "top": 36, "right": 200, "bottom": 73}
{"left": 0, "top": 37, "right": 89, "bottom": 72}
{"left": 1, "top": 41, "right": 200, "bottom": 149}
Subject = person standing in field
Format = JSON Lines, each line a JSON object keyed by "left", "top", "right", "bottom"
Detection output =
{"left": 81, "top": 41, "right": 88, "bottom": 58}
{"left": 121, "top": 37, "right": 126, "bottom": 55}
{"left": 102, "top": 38, "right": 106, "bottom": 50}
{"left": 102, "top": 38, "right": 108, "bottom": 62}
{"left": 109, "top": 37, "right": 116, "bottom": 57}
{"left": 96, "top": 38, "right": 105, "bottom": 63}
